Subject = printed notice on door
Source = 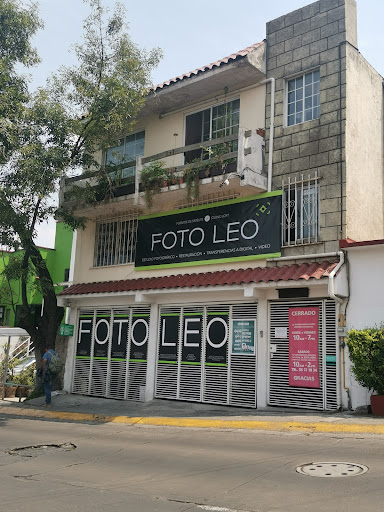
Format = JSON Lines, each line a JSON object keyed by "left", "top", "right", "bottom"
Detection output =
{"left": 288, "top": 307, "right": 320, "bottom": 388}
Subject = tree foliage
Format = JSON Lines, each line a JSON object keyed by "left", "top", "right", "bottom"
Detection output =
{"left": 0, "top": 0, "right": 161, "bottom": 364}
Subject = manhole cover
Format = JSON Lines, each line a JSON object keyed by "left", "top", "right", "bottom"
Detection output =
{"left": 296, "top": 462, "right": 368, "bottom": 477}
{"left": 7, "top": 443, "right": 76, "bottom": 457}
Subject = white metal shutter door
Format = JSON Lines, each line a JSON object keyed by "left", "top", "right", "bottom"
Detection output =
{"left": 203, "top": 305, "right": 230, "bottom": 405}
{"left": 179, "top": 306, "right": 204, "bottom": 402}
{"left": 269, "top": 300, "right": 331, "bottom": 410}
{"left": 72, "top": 309, "right": 93, "bottom": 394}
{"left": 229, "top": 304, "right": 258, "bottom": 408}
{"left": 107, "top": 309, "right": 129, "bottom": 400}
{"left": 325, "top": 300, "right": 338, "bottom": 410}
{"left": 89, "top": 309, "right": 110, "bottom": 397}
{"left": 155, "top": 307, "right": 180, "bottom": 399}
{"left": 127, "top": 306, "right": 150, "bottom": 401}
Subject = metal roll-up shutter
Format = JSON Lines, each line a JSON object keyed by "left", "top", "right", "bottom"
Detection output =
{"left": 229, "top": 304, "right": 258, "bottom": 408}
{"left": 325, "top": 300, "right": 338, "bottom": 410}
{"left": 203, "top": 305, "right": 230, "bottom": 405}
{"left": 179, "top": 306, "right": 204, "bottom": 402}
{"left": 155, "top": 306, "right": 180, "bottom": 399}
{"left": 268, "top": 300, "right": 337, "bottom": 411}
{"left": 127, "top": 306, "right": 150, "bottom": 401}
{"left": 89, "top": 309, "right": 110, "bottom": 397}
{"left": 107, "top": 309, "right": 129, "bottom": 400}
{"left": 72, "top": 309, "right": 93, "bottom": 394}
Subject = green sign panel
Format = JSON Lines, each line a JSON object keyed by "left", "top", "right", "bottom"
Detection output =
{"left": 59, "top": 324, "right": 74, "bottom": 336}
{"left": 232, "top": 320, "right": 255, "bottom": 355}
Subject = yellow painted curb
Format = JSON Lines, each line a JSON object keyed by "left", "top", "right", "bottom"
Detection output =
{"left": 1, "top": 406, "right": 384, "bottom": 435}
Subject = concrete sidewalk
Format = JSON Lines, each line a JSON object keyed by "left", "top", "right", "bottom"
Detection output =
{"left": 1, "top": 392, "right": 384, "bottom": 435}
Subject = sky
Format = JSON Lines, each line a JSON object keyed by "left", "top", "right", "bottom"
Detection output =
{"left": 22, "top": 0, "right": 383, "bottom": 248}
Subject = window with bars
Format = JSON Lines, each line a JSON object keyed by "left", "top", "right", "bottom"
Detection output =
{"left": 94, "top": 216, "right": 138, "bottom": 267}
{"left": 286, "top": 70, "right": 320, "bottom": 126}
{"left": 282, "top": 174, "right": 320, "bottom": 246}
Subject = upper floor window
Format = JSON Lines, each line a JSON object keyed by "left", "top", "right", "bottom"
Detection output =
{"left": 286, "top": 70, "right": 320, "bottom": 127}
{"left": 185, "top": 99, "right": 240, "bottom": 163}
{"left": 105, "top": 131, "right": 145, "bottom": 182}
{"left": 282, "top": 174, "right": 319, "bottom": 246}
{"left": 94, "top": 215, "right": 138, "bottom": 267}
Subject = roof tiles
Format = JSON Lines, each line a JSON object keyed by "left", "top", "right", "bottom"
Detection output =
{"left": 59, "top": 261, "right": 337, "bottom": 297}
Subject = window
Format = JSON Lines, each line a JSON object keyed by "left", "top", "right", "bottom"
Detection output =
{"left": 286, "top": 70, "right": 320, "bottom": 126}
{"left": 105, "top": 131, "right": 145, "bottom": 183}
{"left": 282, "top": 175, "right": 319, "bottom": 246}
{"left": 185, "top": 99, "right": 240, "bottom": 163}
{"left": 94, "top": 216, "right": 138, "bottom": 267}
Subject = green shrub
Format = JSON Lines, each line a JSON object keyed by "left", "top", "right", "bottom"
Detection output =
{"left": 13, "top": 363, "right": 36, "bottom": 386}
{"left": 346, "top": 327, "right": 384, "bottom": 395}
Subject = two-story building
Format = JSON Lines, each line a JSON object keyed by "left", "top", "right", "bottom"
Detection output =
{"left": 58, "top": 0, "right": 384, "bottom": 411}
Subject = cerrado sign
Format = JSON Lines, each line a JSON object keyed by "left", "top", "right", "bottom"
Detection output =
{"left": 135, "top": 192, "right": 282, "bottom": 269}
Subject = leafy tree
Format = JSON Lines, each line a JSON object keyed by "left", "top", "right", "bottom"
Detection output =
{"left": 0, "top": 0, "right": 161, "bottom": 366}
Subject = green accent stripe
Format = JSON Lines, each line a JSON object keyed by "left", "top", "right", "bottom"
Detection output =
{"left": 79, "top": 315, "right": 93, "bottom": 319}
{"left": 205, "top": 363, "right": 227, "bottom": 367}
{"left": 113, "top": 314, "right": 129, "bottom": 318}
{"left": 129, "top": 359, "right": 147, "bottom": 362}
{"left": 158, "top": 360, "right": 178, "bottom": 364}
{"left": 96, "top": 315, "right": 110, "bottom": 319}
{"left": 135, "top": 252, "right": 281, "bottom": 271}
{"left": 138, "top": 191, "right": 282, "bottom": 220}
{"left": 181, "top": 361, "right": 201, "bottom": 366}
{"left": 93, "top": 357, "right": 108, "bottom": 360}
{"left": 76, "top": 356, "right": 90, "bottom": 360}
{"left": 110, "top": 358, "right": 126, "bottom": 362}
{"left": 132, "top": 314, "right": 150, "bottom": 317}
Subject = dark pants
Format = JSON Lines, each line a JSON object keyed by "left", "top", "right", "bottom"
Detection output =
{"left": 43, "top": 372, "right": 52, "bottom": 404}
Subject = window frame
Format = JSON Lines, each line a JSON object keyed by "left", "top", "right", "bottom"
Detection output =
{"left": 184, "top": 98, "right": 240, "bottom": 163}
{"left": 93, "top": 215, "right": 138, "bottom": 268}
{"left": 285, "top": 70, "right": 320, "bottom": 127}
{"left": 104, "top": 130, "right": 145, "bottom": 184}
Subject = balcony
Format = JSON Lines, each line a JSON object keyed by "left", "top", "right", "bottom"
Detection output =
{"left": 60, "top": 128, "right": 267, "bottom": 214}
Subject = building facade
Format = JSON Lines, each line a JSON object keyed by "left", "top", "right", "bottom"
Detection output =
{"left": 59, "top": 0, "right": 383, "bottom": 411}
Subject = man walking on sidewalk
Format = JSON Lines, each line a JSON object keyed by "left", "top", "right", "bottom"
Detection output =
{"left": 41, "top": 345, "right": 58, "bottom": 407}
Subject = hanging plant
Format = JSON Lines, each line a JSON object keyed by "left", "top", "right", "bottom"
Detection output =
{"left": 183, "top": 162, "right": 200, "bottom": 203}
{"left": 140, "top": 160, "right": 168, "bottom": 208}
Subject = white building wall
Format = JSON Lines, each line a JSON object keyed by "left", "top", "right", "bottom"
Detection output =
{"left": 345, "top": 243, "right": 384, "bottom": 409}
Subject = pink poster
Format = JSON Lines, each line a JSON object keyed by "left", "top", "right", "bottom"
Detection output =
{"left": 289, "top": 307, "right": 320, "bottom": 388}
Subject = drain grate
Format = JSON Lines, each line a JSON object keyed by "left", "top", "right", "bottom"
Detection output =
{"left": 296, "top": 462, "right": 368, "bottom": 477}
{"left": 7, "top": 443, "right": 76, "bottom": 458}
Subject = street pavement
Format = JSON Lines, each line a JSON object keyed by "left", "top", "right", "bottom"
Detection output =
{"left": 1, "top": 391, "right": 384, "bottom": 435}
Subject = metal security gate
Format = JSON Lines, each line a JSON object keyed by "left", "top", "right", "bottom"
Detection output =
{"left": 155, "top": 303, "right": 257, "bottom": 408}
{"left": 72, "top": 306, "right": 150, "bottom": 401}
{"left": 268, "top": 300, "right": 338, "bottom": 410}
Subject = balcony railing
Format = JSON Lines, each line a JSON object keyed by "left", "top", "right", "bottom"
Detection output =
{"left": 60, "top": 129, "right": 266, "bottom": 207}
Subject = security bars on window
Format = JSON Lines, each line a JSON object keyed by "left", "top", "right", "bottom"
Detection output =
{"left": 282, "top": 173, "right": 319, "bottom": 246}
{"left": 94, "top": 215, "right": 138, "bottom": 267}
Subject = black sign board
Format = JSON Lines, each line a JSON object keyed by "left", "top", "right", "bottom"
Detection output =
{"left": 111, "top": 314, "right": 129, "bottom": 360}
{"left": 135, "top": 192, "right": 282, "bottom": 269}
{"left": 93, "top": 313, "right": 110, "bottom": 359}
{"left": 129, "top": 315, "right": 149, "bottom": 361}
{"left": 182, "top": 313, "right": 202, "bottom": 364}
{"left": 205, "top": 313, "right": 228, "bottom": 365}
{"left": 77, "top": 314, "right": 93, "bottom": 357}
{"left": 159, "top": 314, "right": 179, "bottom": 363}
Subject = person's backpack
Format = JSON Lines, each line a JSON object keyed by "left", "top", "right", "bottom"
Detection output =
{"left": 49, "top": 351, "right": 64, "bottom": 374}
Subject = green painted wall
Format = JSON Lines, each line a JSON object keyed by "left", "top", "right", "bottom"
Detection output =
{"left": 0, "top": 222, "right": 73, "bottom": 327}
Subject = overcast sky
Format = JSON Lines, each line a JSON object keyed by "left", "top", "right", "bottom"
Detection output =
{"left": 25, "top": 0, "right": 383, "bottom": 247}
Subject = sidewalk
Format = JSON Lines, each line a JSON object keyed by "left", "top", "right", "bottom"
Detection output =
{"left": 1, "top": 392, "right": 384, "bottom": 435}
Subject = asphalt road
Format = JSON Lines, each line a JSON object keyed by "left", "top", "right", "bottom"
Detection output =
{"left": 0, "top": 415, "right": 383, "bottom": 512}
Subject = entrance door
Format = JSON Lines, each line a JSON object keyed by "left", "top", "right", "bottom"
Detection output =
{"left": 156, "top": 303, "right": 258, "bottom": 408}
{"left": 72, "top": 306, "right": 151, "bottom": 401}
{"left": 268, "top": 300, "right": 338, "bottom": 410}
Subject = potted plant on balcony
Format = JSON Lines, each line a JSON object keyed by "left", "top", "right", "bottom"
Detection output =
{"left": 183, "top": 162, "right": 200, "bottom": 203}
{"left": 140, "top": 160, "right": 168, "bottom": 208}
{"left": 346, "top": 327, "right": 384, "bottom": 415}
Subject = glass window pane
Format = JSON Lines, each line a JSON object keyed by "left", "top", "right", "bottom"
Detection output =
{"left": 296, "top": 87, "right": 303, "bottom": 100}
{"left": 296, "top": 100, "right": 303, "bottom": 113}
{"left": 288, "top": 102, "right": 295, "bottom": 115}
{"left": 314, "top": 69, "right": 320, "bottom": 81}
{"left": 313, "top": 106, "right": 320, "bottom": 119}
{"left": 296, "top": 77, "right": 303, "bottom": 88}
{"left": 305, "top": 84, "right": 312, "bottom": 97}
{"left": 305, "top": 97, "right": 312, "bottom": 109}
{"left": 288, "top": 91, "right": 295, "bottom": 103}
{"left": 313, "top": 81, "right": 320, "bottom": 95}
{"left": 304, "top": 109, "right": 312, "bottom": 121}
{"left": 288, "top": 114, "right": 295, "bottom": 126}
{"left": 296, "top": 111, "right": 303, "bottom": 124}
{"left": 288, "top": 79, "right": 295, "bottom": 91}
{"left": 305, "top": 72, "right": 313, "bottom": 85}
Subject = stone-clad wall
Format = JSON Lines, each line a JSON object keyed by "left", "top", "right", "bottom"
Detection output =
{"left": 265, "top": 0, "right": 357, "bottom": 255}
